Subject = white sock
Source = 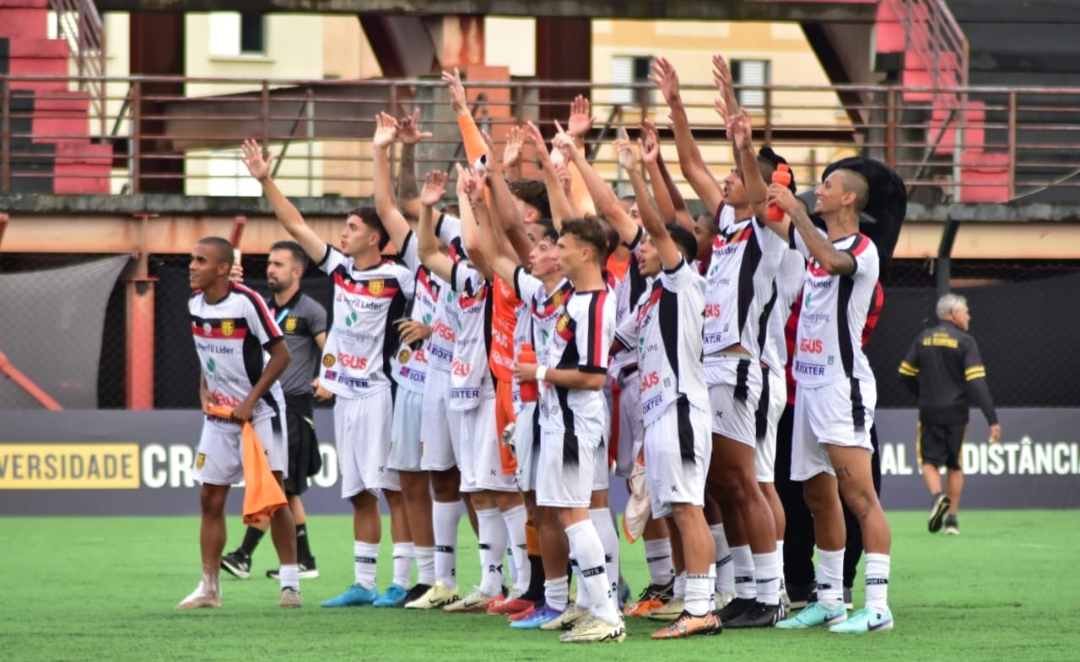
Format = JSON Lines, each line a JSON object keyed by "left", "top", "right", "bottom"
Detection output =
{"left": 392, "top": 542, "right": 414, "bottom": 588}
{"left": 278, "top": 564, "right": 299, "bottom": 592}
{"left": 644, "top": 537, "right": 675, "bottom": 587}
{"left": 353, "top": 541, "right": 379, "bottom": 590}
{"left": 816, "top": 548, "right": 845, "bottom": 611}
{"left": 710, "top": 523, "right": 734, "bottom": 595}
{"left": 544, "top": 577, "right": 570, "bottom": 612}
{"left": 753, "top": 551, "right": 780, "bottom": 606}
{"left": 685, "top": 573, "right": 712, "bottom": 616}
{"left": 570, "top": 556, "right": 591, "bottom": 609}
{"left": 777, "top": 540, "right": 786, "bottom": 593}
{"left": 476, "top": 508, "right": 507, "bottom": 596}
{"left": 415, "top": 546, "right": 436, "bottom": 586}
{"left": 589, "top": 508, "right": 620, "bottom": 602}
{"left": 502, "top": 505, "right": 530, "bottom": 593}
{"left": 865, "top": 553, "right": 890, "bottom": 613}
{"left": 708, "top": 564, "right": 717, "bottom": 610}
{"left": 673, "top": 571, "right": 687, "bottom": 599}
{"left": 732, "top": 545, "right": 757, "bottom": 600}
{"left": 566, "top": 520, "right": 620, "bottom": 625}
{"left": 432, "top": 500, "right": 462, "bottom": 590}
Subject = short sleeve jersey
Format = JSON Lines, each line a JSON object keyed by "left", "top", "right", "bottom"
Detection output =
{"left": 389, "top": 232, "right": 440, "bottom": 394}
{"left": 317, "top": 246, "right": 414, "bottom": 398}
{"left": 448, "top": 262, "right": 494, "bottom": 410}
{"left": 610, "top": 228, "right": 647, "bottom": 377}
{"left": 702, "top": 205, "right": 788, "bottom": 363}
{"left": 190, "top": 283, "right": 286, "bottom": 421}
{"left": 266, "top": 292, "right": 327, "bottom": 397}
{"left": 760, "top": 249, "right": 806, "bottom": 374}
{"left": 539, "top": 289, "right": 615, "bottom": 441}
{"left": 614, "top": 260, "right": 709, "bottom": 427}
{"left": 513, "top": 269, "right": 574, "bottom": 414}
{"left": 790, "top": 228, "right": 879, "bottom": 386}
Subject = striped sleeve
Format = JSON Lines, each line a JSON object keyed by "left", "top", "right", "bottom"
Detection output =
{"left": 576, "top": 292, "right": 609, "bottom": 374}
{"left": 236, "top": 284, "right": 283, "bottom": 348}
{"left": 962, "top": 336, "right": 988, "bottom": 381}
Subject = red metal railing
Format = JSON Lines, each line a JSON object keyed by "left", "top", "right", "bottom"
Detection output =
{"left": 1, "top": 74, "right": 1079, "bottom": 203}
{"left": 47, "top": 0, "right": 107, "bottom": 136}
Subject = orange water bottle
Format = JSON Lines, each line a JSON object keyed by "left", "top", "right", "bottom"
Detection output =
{"left": 518, "top": 343, "right": 539, "bottom": 402}
{"left": 767, "top": 163, "right": 792, "bottom": 222}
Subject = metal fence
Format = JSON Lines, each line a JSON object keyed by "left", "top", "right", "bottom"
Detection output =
{"left": 4, "top": 74, "right": 1080, "bottom": 203}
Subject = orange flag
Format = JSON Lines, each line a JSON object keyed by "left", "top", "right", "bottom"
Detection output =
{"left": 205, "top": 405, "right": 288, "bottom": 524}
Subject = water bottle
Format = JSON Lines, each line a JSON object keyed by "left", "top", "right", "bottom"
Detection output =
{"left": 767, "top": 163, "right": 792, "bottom": 222}
{"left": 518, "top": 343, "right": 539, "bottom": 402}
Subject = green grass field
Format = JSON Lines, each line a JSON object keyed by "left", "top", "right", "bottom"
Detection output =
{"left": 3, "top": 511, "right": 1078, "bottom": 661}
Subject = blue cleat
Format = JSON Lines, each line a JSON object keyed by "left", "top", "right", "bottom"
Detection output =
{"left": 321, "top": 583, "right": 379, "bottom": 608}
{"left": 775, "top": 601, "right": 847, "bottom": 629}
{"left": 373, "top": 584, "right": 409, "bottom": 608}
{"left": 510, "top": 603, "right": 565, "bottom": 629}
{"left": 830, "top": 607, "right": 894, "bottom": 634}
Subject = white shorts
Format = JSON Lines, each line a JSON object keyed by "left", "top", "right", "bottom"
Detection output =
{"left": 420, "top": 367, "right": 456, "bottom": 471}
{"left": 644, "top": 399, "right": 711, "bottom": 519}
{"left": 194, "top": 415, "right": 288, "bottom": 486}
{"left": 513, "top": 402, "right": 541, "bottom": 492}
{"left": 536, "top": 429, "right": 604, "bottom": 509}
{"left": 616, "top": 379, "right": 644, "bottom": 478}
{"left": 461, "top": 397, "right": 516, "bottom": 493}
{"left": 706, "top": 355, "right": 762, "bottom": 447}
{"left": 389, "top": 388, "right": 424, "bottom": 472}
{"left": 791, "top": 378, "right": 877, "bottom": 482}
{"left": 755, "top": 366, "right": 787, "bottom": 483}
{"left": 335, "top": 389, "right": 400, "bottom": 498}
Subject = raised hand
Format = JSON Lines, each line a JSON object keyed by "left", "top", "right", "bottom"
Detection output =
{"left": 239, "top": 139, "right": 274, "bottom": 182}
{"left": 373, "top": 112, "right": 398, "bottom": 149}
{"left": 638, "top": 122, "right": 660, "bottom": 165}
{"left": 397, "top": 108, "right": 433, "bottom": 145}
{"left": 441, "top": 67, "right": 469, "bottom": 116}
{"left": 554, "top": 161, "right": 573, "bottom": 195}
{"left": 567, "top": 95, "right": 595, "bottom": 139}
{"left": 551, "top": 119, "right": 578, "bottom": 161}
{"left": 464, "top": 168, "right": 489, "bottom": 206}
{"left": 421, "top": 170, "right": 448, "bottom": 207}
{"left": 502, "top": 125, "right": 524, "bottom": 169}
{"left": 613, "top": 138, "right": 637, "bottom": 172}
{"left": 730, "top": 107, "right": 754, "bottom": 152}
{"left": 649, "top": 57, "right": 681, "bottom": 106}
{"left": 712, "top": 54, "right": 740, "bottom": 118}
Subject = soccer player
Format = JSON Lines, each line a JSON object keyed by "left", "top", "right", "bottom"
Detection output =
{"left": 220, "top": 241, "right": 327, "bottom": 581}
{"left": 181, "top": 236, "right": 300, "bottom": 609}
{"left": 240, "top": 140, "right": 415, "bottom": 609}
{"left": 766, "top": 166, "right": 894, "bottom": 634}
{"left": 899, "top": 293, "right": 1000, "bottom": 535}
{"left": 515, "top": 216, "right": 626, "bottom": 644}
{"left": 610, "top": 178, "right": 720, "bottom": 638}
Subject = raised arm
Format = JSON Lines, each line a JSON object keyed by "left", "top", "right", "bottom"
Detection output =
{"left": 371, "top": 112, "right": 414, "bottom": 253}
{"left": 712, "top": 54, "right": 743, "bottom": 171}
{"left": 640, "top": 119, "right": 695, "bottom": 233}
{"left": 554, "top": 124, "right": 639, "bottom": 246}
{"left": 502, "top": 125, "right": 524, "bottom": 182}
{"left": 767, "top": 184, "right": 854, "bottom": 276}
{"left": 480, "top": 130, "right": 532, "bottom": 264}
{"left": 724, "top": 106, "right": 769, "bottom": 224}
{"left": 240, "top": 139, "right": 325, "bottom": 262}
{"left": 522, "top": 120, "right": 576, "bottom": 230}
{"left": 476, "top": 172, "right": 523, "bottom": 284}
{"left": 614, "top": 137, "right": 662, "bottom": 230}
{"left": 649, "top": 57, "right": 723, "bottom": 216}
{"left": 459, "top": 166, "right": 494, "bottom": 281}
{"left": 396, "top": 108, "right": 431, "bottom": 221}
{"left": 417, "top": 170, "right": 456, "bottom": 282}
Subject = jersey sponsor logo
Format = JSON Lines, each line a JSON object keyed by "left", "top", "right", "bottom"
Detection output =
{"left": 337, "top": 353, "right": 369, "bottom": 370}
{"left": 801, "top": 311, "right": 831, "bottom": 324}
{"left": 794, "top": 360, "right": 826, "bottom": 376}
{"left": 799, "top": 338, "right": 824, "bottom": 354}
{"left": 432, "top": 320, "right": 455, "bottom": 342}
{"left": 451, "top": 360, "right": 472, "bottom": 377}
{"left": 322, "top": 353, "right": 336, "bottom": 368}
{"left": 210, "top": 390, "right": 241, "bottom": 408}
{"left": 705, "top": 303, "right": 722, "bottom": 318}
{"left": 640, "top": 371, "right": 661, "bottom": 392}
{"left": 451, "top": 387, "right": 480, "bottom": 399}
{"left": 196, "top": 342, "right": 234, "bottom": 356}
{"left": 284, "top": 317, "right": 297, "bottom": 333}
{"left": 429, "top": 344, "right": 453, "bottom": 362}
{"left": 220, "top": 319, "right": 235, "bottom": 336}
{"left": 399, "top": 366, "right": 426, "bottom": 384}
{"left": 642, "top": 394, "right": 664, "bottom": 416}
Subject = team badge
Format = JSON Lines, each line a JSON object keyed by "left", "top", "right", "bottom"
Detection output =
{"left": 220, "top": 319, "right": 235, "bottom": 336}
{"left": 368, "top": 279, "right": 385, "bottom": 295}
{"left": 284, "top": 317, "right": 297, "bottom": 333}
{"left": 556, "top": 313, "right": 570, "bottom": 332}
{"left": 196, "top": 452, "right": 206, "bottom": 469}
{"left": 552, "top": 291, "right": 563, "bottom": 307}
{"left": 322, "top": 353, "right": 336, "bottom": 368}
{"left": 398, "top": 349, "right": 411, "bottom": 364}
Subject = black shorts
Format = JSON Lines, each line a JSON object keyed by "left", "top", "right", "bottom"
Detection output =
{"left": 284, "top": 395, "right": 323, "bottom": 496}
{"left": 917, "top": 422, "right": 967, "bottom": 470}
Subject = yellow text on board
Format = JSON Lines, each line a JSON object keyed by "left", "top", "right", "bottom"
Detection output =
{"left": 0, "top": 444, "right": 140, "bottom": 489}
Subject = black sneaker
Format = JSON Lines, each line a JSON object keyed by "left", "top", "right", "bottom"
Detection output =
{"left": 787, "top": 582, "right": 816, "bottom": 609}
{"left": 716, "top": 596, "right": 756, "bottom": 623}
{"left": 944, "top": 515, "right": 960, "bottom": 535}
{"left": 266, "top": 557, "right": 319, "bottom": 579}
{"left": 724, "top": 601, "right": 782, "bottom": 628}
{"left": 928, "top": 491, "right": 951, "bottom": 533}
{"left": 221, "top": 551, "right": 251, "bottom": 579}
{"left": 399, "top": 583, "right": 432, "bottom": 607}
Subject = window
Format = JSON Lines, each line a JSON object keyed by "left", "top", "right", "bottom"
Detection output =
{"left": 209, "top": 12, "right": 266, "bottom": 57}
{"left": 611, "top": 55, "right": 653, "bottom": 106}
{"left": 731, "top": 59, "right": 770, "bottom": 110}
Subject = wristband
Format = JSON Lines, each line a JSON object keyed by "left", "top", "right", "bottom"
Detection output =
{"left": 535, "top": 366, "right": 548, "bottom": 383}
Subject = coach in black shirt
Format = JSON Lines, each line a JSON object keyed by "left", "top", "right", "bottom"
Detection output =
{"left": 899, "top": 293, "right": 999, "bottom": 536}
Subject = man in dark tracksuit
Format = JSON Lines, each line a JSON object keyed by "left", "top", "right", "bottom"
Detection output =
{"left": 899, "top": 293, "right": 1000, "bottom": 536}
